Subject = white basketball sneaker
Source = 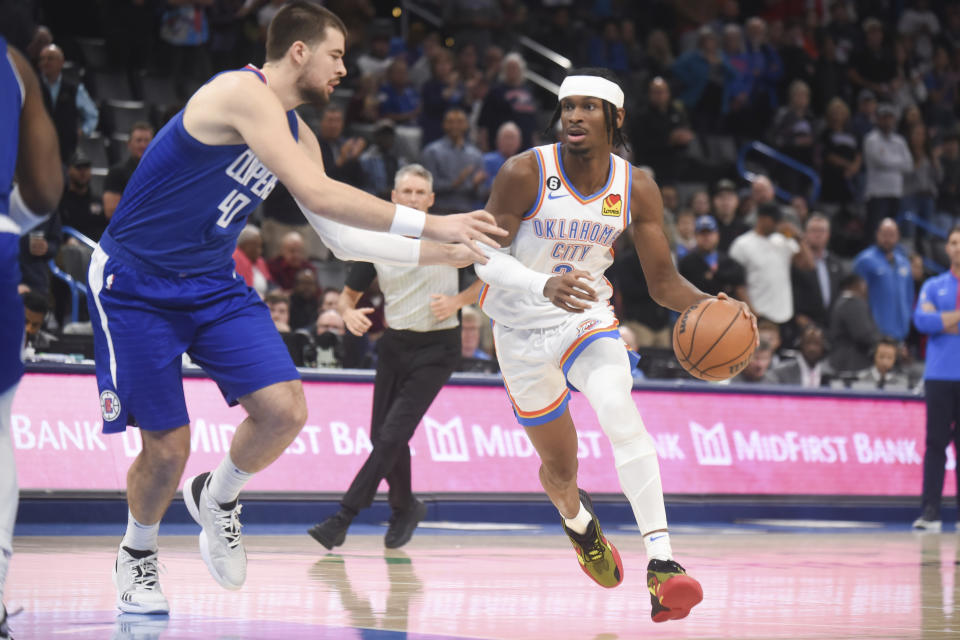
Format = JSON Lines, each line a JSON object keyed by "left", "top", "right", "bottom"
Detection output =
{"left": 1, "top": 602, "right": 12, "bottom": 640}
{"left": 113, "top": 546, "right": 169, "bottom": 614}
{"left": 111, "top": 612, "right": 170, "bottom": 640}
{"left": 183, "top": 472, "right": 246, "bottom": 590}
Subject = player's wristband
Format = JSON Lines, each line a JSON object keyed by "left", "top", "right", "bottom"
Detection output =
{"left": 390, "top": 204, "right": 426, "bottom": 238}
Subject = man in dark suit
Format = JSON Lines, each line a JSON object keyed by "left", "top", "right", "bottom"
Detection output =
{"left": 769, "top": 325, "right": 832, "bottom": 387}
{"left": 678, "top": 215, "right": 748, "bottom": 301}
{"left": 792, "top": 213, "right": 845, "bottom": 329}
{"left": 828, "top": 273, "right": 880, "bottom": 373}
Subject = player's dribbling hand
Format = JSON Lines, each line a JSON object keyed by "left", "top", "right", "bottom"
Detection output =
{"left": 544, "top": 270, "right": 598, "bottom": 313}
{"left": 716, "top": 292, "right": 758, "bottom": 345}
{"left": 422, "top": 211, "right": 508, "bottom": 264}
{"left": 342, "top": 307, "right": 374, "bottom": 337}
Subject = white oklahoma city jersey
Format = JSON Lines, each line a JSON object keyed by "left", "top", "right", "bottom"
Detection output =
{"left": 479, "top": 143, "right": 632, "bottom": 329}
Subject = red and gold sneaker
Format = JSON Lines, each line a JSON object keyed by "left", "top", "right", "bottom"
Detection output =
{"left": 560, "top": 489, "right": 624, "bottom": 588}
{"left": 647, "top": 558, "right": 703, "bottom": 622}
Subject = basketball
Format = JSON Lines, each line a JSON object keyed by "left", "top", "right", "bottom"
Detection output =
{"left": 672, "top": 298, "right": 757, "bottom": 381}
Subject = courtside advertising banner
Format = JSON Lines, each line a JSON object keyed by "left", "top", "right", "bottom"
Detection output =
{"left": 11, "top": 372, "right": 949, "bottom": 496}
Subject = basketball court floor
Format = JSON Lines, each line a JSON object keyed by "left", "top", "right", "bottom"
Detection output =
{"left": 4, "top": 522, "right": 958, "bottom": 639}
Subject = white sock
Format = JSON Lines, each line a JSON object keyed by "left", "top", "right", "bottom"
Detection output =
{"left": 563, "top": 500, "right": 593, "bottom": 535}
{"left": 0, "top": 547, "right": 10, "bottom": 600}
{"left": 644, "top": 530, "right": 673, "bottom": 561}
{"left": 121, "top": 510, "right": 159, "bottom": 552}
{"left": 207, "top": 454, "right": 253, "bottom": 506}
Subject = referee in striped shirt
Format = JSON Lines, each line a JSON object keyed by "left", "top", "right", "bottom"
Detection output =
{"left": 309, "top": 164, "right": 483, "bottom": 549}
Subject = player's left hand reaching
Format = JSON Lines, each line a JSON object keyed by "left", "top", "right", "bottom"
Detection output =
{"left": 422, "top": 210, "right": 507, "bottom": 264}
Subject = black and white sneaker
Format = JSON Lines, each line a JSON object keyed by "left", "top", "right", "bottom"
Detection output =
{"left": 113, "top": 546, "right": 169, "bottom": 615}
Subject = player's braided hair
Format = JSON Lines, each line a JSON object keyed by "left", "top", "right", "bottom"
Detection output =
{"left": 545, "top": 67, "right": 629, "bottom": 150}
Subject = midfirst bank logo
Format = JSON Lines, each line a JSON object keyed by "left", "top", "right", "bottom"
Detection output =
{"left": 424, "top": 416, "right": 470, "bottom": 462}
{"left": 689, "top": 421, "right": 732, "bottom": 466}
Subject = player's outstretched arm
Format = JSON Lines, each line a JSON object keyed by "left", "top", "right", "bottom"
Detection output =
{"left": 474, "top": 152, "right": 597, "bottom": 311}
{"left": 199, "top": 73, "right": 503, "bottom": 260}
{"left": 9, "top": 44, "right": 62, "bottom": 226}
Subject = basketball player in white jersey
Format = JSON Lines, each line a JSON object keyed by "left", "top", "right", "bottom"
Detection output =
{"left": 473, "top": 68, "right": 755, "bottom": 622}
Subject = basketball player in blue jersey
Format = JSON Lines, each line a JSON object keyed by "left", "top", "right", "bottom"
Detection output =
{"left": 472, "top": 68, "right": 755, "bottom": 622}
{"left": 87, "top": 1, "right": 505, "bottom": 616}
{"left": 0, "top": 3, "right": 64, "bottom": 636}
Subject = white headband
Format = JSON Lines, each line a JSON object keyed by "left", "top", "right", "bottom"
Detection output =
{"left": 558, "top": 75, "right": 624, "bottom": 109}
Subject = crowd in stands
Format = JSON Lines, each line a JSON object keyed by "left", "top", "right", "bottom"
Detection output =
{"left": 17, "top": 0, "right": 960, "bottom": 390}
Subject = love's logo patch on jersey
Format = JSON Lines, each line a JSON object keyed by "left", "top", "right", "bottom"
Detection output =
{"left": 576, "top": 318, "right": 600, "bottom": 335}
{"left": 601, "top": 194, "right": 622, "bottom": 217}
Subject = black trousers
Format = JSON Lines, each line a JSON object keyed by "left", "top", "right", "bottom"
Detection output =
{"left": 341, "top": 327, "right": 460, "bottom": 514}
{"left": 921, "top": 379, "right": 960, "bottom": 517}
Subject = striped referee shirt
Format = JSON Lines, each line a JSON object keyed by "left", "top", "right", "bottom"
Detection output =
{"left": 345, "top": 262, "right": 460, "bottom": 332}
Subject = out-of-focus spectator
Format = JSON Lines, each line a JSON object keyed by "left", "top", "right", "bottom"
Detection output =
{"left": 289, "top": 268, "right": 321, "bottom": 332}
{"left": 791, "top": 214, "right": 845, "bottom": 330}
{"left": 824, "top": 2, "right": 858, "bottom": 65}
{"left": 408, "top": 31, "right": 441, "bottom": 89}
{"left": 103, "top": 122, "right": 155, "bottom": 220}
{"left": 356, "top": 29, "right": 393, "bottom": 77}
{"left": 689, "top": 190, "right": 711, "bottom": 218}
{"left": 853, "top": 218, "right": 914, "bottom": 341}
{"left": 770, "top": 79, "right": 815, "bottom": 170}
{"left": 742, "top": 174, "right": 777, "bottom": 226}
{"left": 733, "top": 339, "right": 775, "bottom": 383}
{"left": 778, "top": 20, "right": 815, "bottom": 103}
{"left": 317, "top": 105, "right": 365, "bottom": 188}
{"left": 483, "top": 122, "right": 521, "bottom": 189}
{"left": 743, "top": 17, "right": 783, "bottom": 136}
{"left": 160, "top": 1, "right": 213, "bottom": 100}
{"left": 347, "top": 74, "right": 382, "bottom": 125}
{"left": 899, "top": 0, "right": 940, "bottom": 63}
{"left": 851, "top": 89, "right": 877, "bottom": 141}
{"left": 846, "top": 337, "right": 910, "bottom": 390}
{"left": 378, "top": 58, "right": 420, "bottom": 125}
{"left": 632, "top": 77, "right": 695, "bottom": 185}
{"left": 901, "top": 121, "right": 942, "bottom": 251}
{"left": 828, "top": 273, "right": 880, "bottom": 374}
{"left": 459, "top": 304, "right": 492, "bottom": 363}
{"left": 482, "top": 45, "right": 504, "bottom": 84}
{"left": 268, "top": 231, "right": 318, "bottom": 292}
{"left": 587, "top": 19, "right": 628, "bottom": 73}
{"left": 937, "top": 127, "right": 960, "bottom": 217}
{"left": 922, "top": 46, "right": 958, "bottom": 137}
{"left": 863, "top": 104, "right": 913, "bottom": 237}
{"left": 58, "top": 151, "right": 105, "bottom": 242}
{"left": 711, "top": 179, "right": 749, "bottom": 252}
{"left": 419, "top": 48, "right": 467, "bottom": 146}
{"left": 812, "top": 34, "right": 851, "bottom": 114}
{"left": 890, "top": 36, "right": 929, "bottom": 115}
{"left": 729, "top": 203, "right": 812, "bottom": 324}
{"left": 456, "top": 43, "right": 481, "bottom": 85}
{"left": 768, "top": 325, "right": 830, "bottom": 387}
{"left": 849, "top": 18, "right": 897, "bottom": 101}
{"left": 22, "top": 291, "right": 57, "bottom": 353}
{"left": 232, "top": 225, "right": 272, "bottom": 298}
{"left": 533, "top": 6, "right": 579, "bottom": 62}
{"left": 757, "top": 318, "right": 785, "bottom": 369}
{"left": 265, "top": 290, "right": 290, "bottom": 333}
{"left": 644, "top": 29, "right": 675, "bottom": 82}
{"left": 19, "top": 210, "right": 61, "bottom": 297}
{"left": 37, "top": 43, "right": 98, "bottom": 164}
{"left": 322, "top": 288, "right": 341, "bottom": 313}
{"left": 478, "top": 52, "right": 538, "bottom": 152}
{"left": 722, "top": 23, "right": 754, "bottom": 138}
{"left": 672, "top": 26, "right": 731, "bottom": 135}
{"left": 443, "top": 0, "right": 501, "bottom": 53}
{"left": 818, "top": 98, "right": 861, "bottom": 208}
{"left": 360, "top": 120, "right": 410, "bottom": 199}
{"left": 421, "top": 107, "right": 485, "bottom": 213}
{"left": 673, "top": 210, "right": 696, "bottom": 260}
{"left": 678, "top": 215, "right": 747, "bottom": 300}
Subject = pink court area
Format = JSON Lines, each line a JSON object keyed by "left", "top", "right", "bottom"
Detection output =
{"left": 5, "top": 529, "right": 958, "bottom": 639}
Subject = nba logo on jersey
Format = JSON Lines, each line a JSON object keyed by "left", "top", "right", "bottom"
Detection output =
{"left": 601, "top": 194, "right": 622, "bottom": 217}
{"left": 100, "top": 390, "right": 122, "bottom": 421}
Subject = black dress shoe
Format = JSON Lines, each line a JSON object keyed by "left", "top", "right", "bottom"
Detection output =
{"left": 384, "top": 500, "right": 427, "bottom": 549}
{"left": 308, "top": 511, "right": 353, "bottom": 550}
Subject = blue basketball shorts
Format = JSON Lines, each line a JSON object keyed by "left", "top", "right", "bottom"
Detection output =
{"left": 0, "top": 226, "right": 24, "bottom": 395}
{"left": 86, "top": 245, "right": 300, "bottom": 433}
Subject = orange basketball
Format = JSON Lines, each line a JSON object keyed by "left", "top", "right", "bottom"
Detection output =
{"left": 672, "top": 298, "right": 757, "bottom": 381}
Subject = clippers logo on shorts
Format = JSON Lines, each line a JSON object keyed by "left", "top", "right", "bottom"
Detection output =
{"left": 576, "top": 318, "right": 600, "bottom": 336}
{"left": 100, "top": 390, "right": 122, "bottom": 422}
{"left": 106, "top": 273, "right": 115, "bottom": 290}
{"left": 601, "top": 193, "right": 622, "bottom": 217}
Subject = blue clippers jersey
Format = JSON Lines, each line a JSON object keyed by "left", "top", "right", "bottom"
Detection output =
{"left": 101, "top": 66, "right": 299, "bottom": 276}
{"left": 1, "top": 37, "right": 26, "bottom": 394}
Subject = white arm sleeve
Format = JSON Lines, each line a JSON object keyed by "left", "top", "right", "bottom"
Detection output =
{"left": 474, "top": 243, "right": 551, "bottom": 298}
{"left": 9, "top": 184, "right": 50, "bottom": 235}
{"left": 295, "top": 197, "right": 422, "bottom": 266}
